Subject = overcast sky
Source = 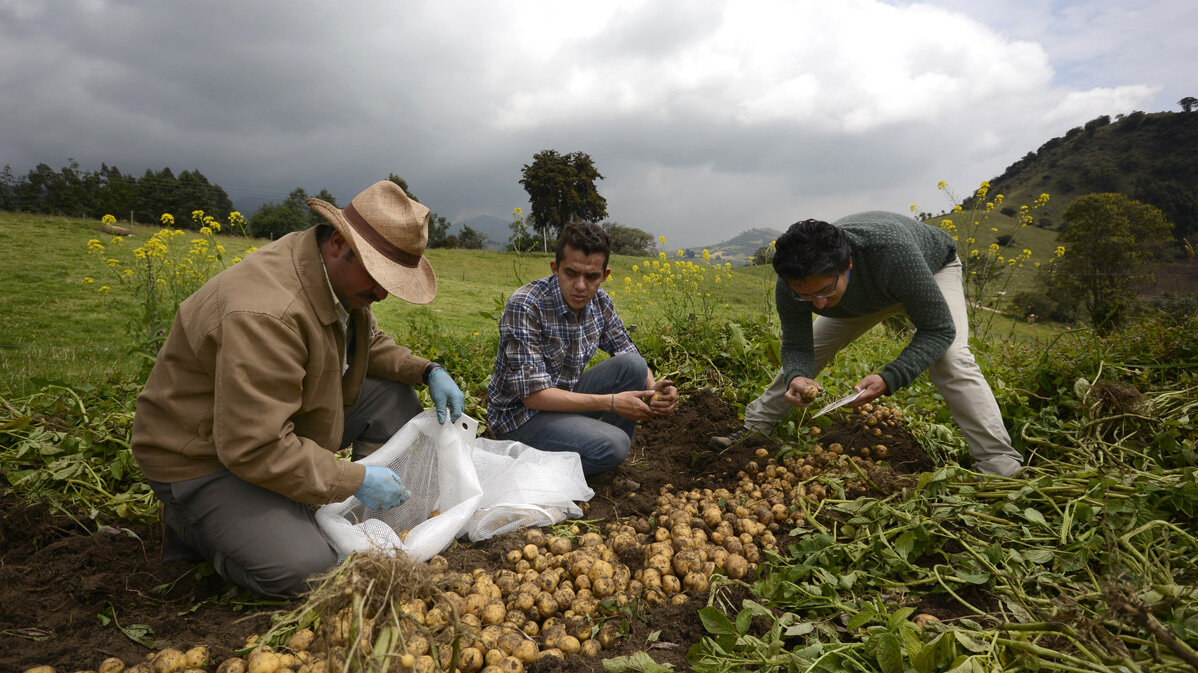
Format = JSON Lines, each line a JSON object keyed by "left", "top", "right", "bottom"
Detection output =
{"left": 1, "top": 0, "right": 1193, "bottom": 247}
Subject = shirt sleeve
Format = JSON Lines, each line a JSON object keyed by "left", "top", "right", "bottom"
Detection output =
{"left": 497, "top": 295, "right": 556, "bottom": 399}
{"left": 209, "top": 311, "right": 364, "bottom": 505}
{"left": 775, "top": 278, "right": 817, "bottom": 386}
{"left": 597, "top": 291, "right": 638, "bottom": 356}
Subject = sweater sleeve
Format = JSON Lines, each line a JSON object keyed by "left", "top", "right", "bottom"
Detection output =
{"left": 775, "top": 278, "right": 817, "bottom": 386}
{"left": 876, "top": 261, "right": 955, "bottom": 393}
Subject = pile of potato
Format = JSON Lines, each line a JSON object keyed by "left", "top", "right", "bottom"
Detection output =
{"left": 28, "top": 404, "right": 906, "bottom": 673}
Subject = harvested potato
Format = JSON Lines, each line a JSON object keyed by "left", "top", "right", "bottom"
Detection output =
{"left": 215, "top": 659, "right": 246, "bottom": 673}
{"left": 153, "top": 649, "right": 186, "bottom": 673}
{"left": 481, "top": 599, "right": 507, "bottom": 625}
{"left": 182, "top": 648, "right": 209, "bottom": 670}
{"left": 98, "top": 659, "right": 125, "bottom": 673}
{"left": 725, "top": 553, "right": 749, "bottom": 579}
{"left": 246, "top": 650, "right": 280, "bottom": 673}
{"left": 581, "top": 639, "right": 602, "bottom": 657}
{"left": 457, "top": 648, "right": 484, "bottom": 673}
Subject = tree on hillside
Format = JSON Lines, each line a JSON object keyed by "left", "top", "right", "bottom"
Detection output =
{"left": 519, "top": 150, "right": 607, "bottom": 251}
{"left": 248, "top": 187, "right": 335, "bottom": 239}
{"left": 1046, "top": 193, "right": 1174, "bottom": 331}
{"left": 1180, "top": 97, "right": 1198, "bottom": 113}
{"left": 457, "top": 224, "right": 488, "bottom": 250}
{"left": 601, "top": 222, "right": 654, "bottom": 256}
{"left": 427, "top": 214, "right": 452, "bottom": 248}
{"left": 751, "top": 244, "right": 774, "bottom": 265}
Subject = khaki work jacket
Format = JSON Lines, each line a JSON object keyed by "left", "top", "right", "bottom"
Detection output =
{"left": 131, "top": 228, "right": 429, "bottom": 504}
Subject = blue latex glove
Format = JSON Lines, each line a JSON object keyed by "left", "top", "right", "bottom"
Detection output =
{"left": 428, "top": 367, "right": 465, "bottom": 424}
{"left": 355, "top": 465, "right": 410, "bottom": 510}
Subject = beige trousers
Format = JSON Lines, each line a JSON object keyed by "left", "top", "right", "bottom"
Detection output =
{"left": 744, "top": 258, "right": 1022, "bottom": 476}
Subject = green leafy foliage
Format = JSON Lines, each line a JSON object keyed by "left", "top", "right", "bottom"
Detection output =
{"left": 0, "top": 382, "right": 156, "bottom": 522}
{"left": 1047, "top": 193, "right": 1175, "bottom": 330}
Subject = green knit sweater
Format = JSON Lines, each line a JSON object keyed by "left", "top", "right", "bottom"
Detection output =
{"left": 776, "top": 211, "right": 959, "bottom": 394}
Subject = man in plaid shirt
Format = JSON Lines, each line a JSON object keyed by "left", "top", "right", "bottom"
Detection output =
{"left": 488, "top": 222, "right": 679, "bottom": 477}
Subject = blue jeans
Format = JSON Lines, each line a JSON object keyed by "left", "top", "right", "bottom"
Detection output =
{"left": 502, "top": 351, "right": 649, "bottom": 476}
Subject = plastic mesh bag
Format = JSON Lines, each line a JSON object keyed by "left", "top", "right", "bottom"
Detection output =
{"left": 464, "top": 437, "right": 593, "bottom": 542}
{"left": 316, "top": 410, "right": 483, "bottom": 562}
{"left": 316, "top": 410, "right": 593, "bottom": 561}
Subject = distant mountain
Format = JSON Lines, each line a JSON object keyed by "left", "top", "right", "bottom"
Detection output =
{"left": 685, "top": 227, "right": 783, "bottom": 266}
{"left": 455, "top": 214, "right": 510, "bottom": 251}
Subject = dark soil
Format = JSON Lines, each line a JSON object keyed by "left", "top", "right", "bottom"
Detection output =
{"left": 1, "top": 389, "right": 931, "bottom": 673}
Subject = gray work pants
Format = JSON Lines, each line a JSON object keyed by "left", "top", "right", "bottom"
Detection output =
{"left": 150, "top": 376, "right": 423, "bottom": 597}
{"left": 744, "top": 259, "right": 1023, "bottom": 477}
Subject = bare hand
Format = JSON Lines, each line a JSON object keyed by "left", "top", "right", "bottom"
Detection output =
{"left": 648, "top": 379, "right": 678, "bottom": 416}
{"left": 611, "top": 389, "right": 657, "bottom": 421}
{"left": 846, "top": 374, "right": 888, "bottom": 407}
{"left": 784, "top": 376, "right": 823, "bottom": 407}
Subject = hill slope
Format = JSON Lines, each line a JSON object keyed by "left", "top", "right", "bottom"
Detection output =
{"left": 977, "top": 111, "right": 1198, "bottom": 239}
{"left": 685, "top": 227, "right": 782, "bottom": 266}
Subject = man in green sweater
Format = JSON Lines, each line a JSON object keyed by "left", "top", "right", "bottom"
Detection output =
{"left": 711, "top": 212, "right": 1023, "bottom": 477}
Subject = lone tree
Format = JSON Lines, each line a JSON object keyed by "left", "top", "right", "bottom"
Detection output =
{"left": 1180, "top": 96, "right": 1198, "bottom": 112}
{"left": 519, "top": 150, "right": 607, "bottom": 251}
{"left": 1047, "top": 193, "right": 1174, "bottom": 331}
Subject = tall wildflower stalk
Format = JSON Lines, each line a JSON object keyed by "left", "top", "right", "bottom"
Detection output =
{"left": 925, "top": 181, "right": 1055, "bottom": 338}
{"left": 85, "top": 210, "right": 257, "bottom": 362}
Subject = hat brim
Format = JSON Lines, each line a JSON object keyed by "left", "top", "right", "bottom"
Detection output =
{"left": 308, "top": 198, "right": 438, "bottom": 305}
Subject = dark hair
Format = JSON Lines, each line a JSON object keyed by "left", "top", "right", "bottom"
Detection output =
{"left": 556, "top": 221, "right": 611, "bottom": 268}
{"left": 772, "top": 219, "right": 852, "bottom": 280}
{"left": 315, "top": 223, "right": 335, "bottom": 243}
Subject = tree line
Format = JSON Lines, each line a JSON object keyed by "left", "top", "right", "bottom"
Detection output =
{"left": 0, "top": 160, "right": 234, "bottom": 225}
{"left": 2, "top": 153, "right": 657, "bottom": 255}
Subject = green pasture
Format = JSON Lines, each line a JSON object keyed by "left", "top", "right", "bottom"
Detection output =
{"left": 0, "top": 211, "right": 1061, "bottom": 395}
{"left": 0, "top": 212, "right": 783, "bottom": 393}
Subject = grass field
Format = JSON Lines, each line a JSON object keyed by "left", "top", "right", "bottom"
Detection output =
{"left": 0, "top": 213, "right": 784, "bottom": 393}
{"left": 0, "top": 211, "right": 1055, "bottom": 395}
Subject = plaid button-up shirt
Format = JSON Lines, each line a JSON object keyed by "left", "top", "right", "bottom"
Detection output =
{"left": 487, "top": 275, "right": 638, "bottom": 435}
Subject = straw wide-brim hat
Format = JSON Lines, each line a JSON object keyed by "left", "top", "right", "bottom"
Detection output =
{"left": 307, "top": 180, "right": 437, "bottom": 304}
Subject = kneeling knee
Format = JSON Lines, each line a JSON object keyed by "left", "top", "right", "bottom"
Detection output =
{"left": 585, "top": 434, "right": 631, "bottom": 475}
{"left": 611, "top": 352, "right": 649, "bottom": 385}
{"left": 251, "top": 544, "right": 338, "bottom": 597}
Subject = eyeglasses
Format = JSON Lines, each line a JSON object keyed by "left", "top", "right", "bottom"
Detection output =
{"left": 791, "top": 271, "right": 847, "bottom": 302}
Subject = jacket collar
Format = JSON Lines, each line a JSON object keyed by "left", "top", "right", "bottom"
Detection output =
{"left": 295, "top": 227, "right": 341, "bottom": 327}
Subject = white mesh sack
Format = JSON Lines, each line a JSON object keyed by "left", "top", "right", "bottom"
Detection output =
{"left": 463, "top": 437, "right": 594, "bottom": 542}
{"left": 316, "top": 410, "right": 483, "bottom": 562}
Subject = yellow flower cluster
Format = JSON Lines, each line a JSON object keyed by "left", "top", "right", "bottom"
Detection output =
{"left": 101, "top": 214, "right": 117, "bottom": 225}
{"left": 617, "top": 236, "right": 735, "bottom": 333}
{"left": 85, "top": 211, "right": 259, "bottom": 347}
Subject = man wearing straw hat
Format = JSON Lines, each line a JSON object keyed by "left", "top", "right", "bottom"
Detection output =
{"left": 132, "top": 180, "right": 465, "bottom": 596}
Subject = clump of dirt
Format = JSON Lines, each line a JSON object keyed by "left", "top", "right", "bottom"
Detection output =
{"left": 0, "top": 388, "right": 930, "bottom": 673}
{"left": 1089, "top": 380, "right": 1143, "bottom": 415}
